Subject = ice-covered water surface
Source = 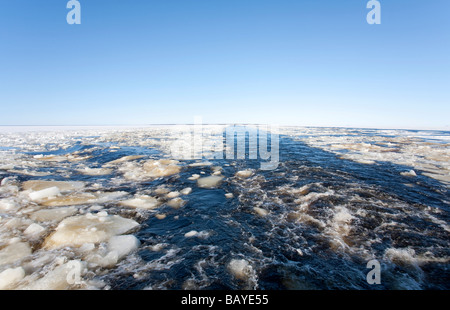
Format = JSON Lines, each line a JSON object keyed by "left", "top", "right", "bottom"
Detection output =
{"left": 0, "top": 126, "right": 448, "bottom": 290}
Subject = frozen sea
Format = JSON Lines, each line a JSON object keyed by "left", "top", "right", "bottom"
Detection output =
{"left": 0, "top": 125, "right": 448, "bottom": 290}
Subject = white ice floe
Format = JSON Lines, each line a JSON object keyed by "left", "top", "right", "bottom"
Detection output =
{"left": 28, "top": 186, "right": 60, "bottom": 202}
{"left": 78, "top": 167, "right": 113, "bottom": 176}
{"left": 24, "top": 223, "right": 46, "bottom": 238}
{"left": 166, "top": 191, "right": 180, "bottom": 198}
{"left": 119, "top": 159, "right": 181, "bottom": 181}
{"left": 22, "top": 260, "right": 87, "bottom": 290}
{"left": 143, "top": 159, "right": 181, "bottom": 178}
{"left": 167, "top": 197, "right": 186, "bottom": 209}
{"left": 0, "top": 267, "right": 25, "bottom": 290}
{"left": 401, "top": 170, "right": 417, "bottom": 177}
{"left": 0, "top": 242, "right": 32, "bottom": 266}
{"left": 235, "top": 170, "right": 254, "bottom": 179}
{"left": 22, "top": 180, "right": 85, "bottom": 192}
{"left": 253, "top": 207, "right": 269, "bottom": 217}
{"left": 30, "top": 207, "right": 78, "bottom": 222}
{"left": 84, "top": 235, "right": 140, "bottom": 268}
{"left": 188, "top": 174, "right": 200, "bottom": 181}
{"left": 197, "top": 176, "right": 223, "bottom": 188}
{"left": 180, "top": 187, "right": 192, "bottom": 195}
{"left": 120, "top": 195, "right": 161, "bottom": 210}
{"left": 184, "top": 230, "right": 199, "bottom": 238}
{"left": 108, "top": 235, "right": 140, "bottom": 260}
{"left": 40, "top": 191, "right": 128, "bottom": 207}
{"left": 104, "top": 155, "right": 145, "bottom": 166}
{"left": 0, "top": 198, "right": 18, "bottom": 211}
{"left": 43, "top": 213, "right": 139, "bottom": 249}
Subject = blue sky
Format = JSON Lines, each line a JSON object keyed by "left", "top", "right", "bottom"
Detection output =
{"left": 0, "top": 0, "right": 449, "bottom": 128}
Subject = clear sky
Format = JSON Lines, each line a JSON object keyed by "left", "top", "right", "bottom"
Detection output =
{"left": 0, "top": 0, "right": 449, "bottom": 129}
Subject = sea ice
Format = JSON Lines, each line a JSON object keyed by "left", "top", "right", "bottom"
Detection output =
{"left": 180, "top": 187, "right": 192, "bottom": 195}
{"left": 143, "top": 159, "right": 181, "bottom": 178}
{"left": 22, "top": 260, "right": 86, "bottom": 290}
{"left": 197, "top": 176, "right": 223, "bottom": 188}
{"left": 28, "top": 186, "right": 60, "bottom": 201}
{"left": 78, "top": 167, "right": 113, "bottom": 176}
{"left": 0, "top": 242, "right": 32, "bottom": 266}
{"left": 184, "top": 230, "right": 198, "bottom": 238}
{"left": 166, "top": 191, "right": 180, "bottom": 198}
{"left": 30, "top": 207, "right": 78, "bottom": 222}
{"left": 167, "top": 197, "right": 186, "bottom": 209}
{"left": 43, "top": 213, "right": 139, "bottom": 249}
{"left": 120, "top": 195, "right": 161, "bottom": 210}
{"left": 0, "top": 198, "right": 18, "bottom": 211}
{"left": 22, "top": 180, "right": 85, "bottom": 192}
{"left": 104, "top": 155, "right": 145, "bottom": 166}
{"left": 24, "top": 223, "right": 46, "bottom": 238}
{"left": 235, "top": 170, "right": 254, "bottom": 179}
{"left": 253, "top": 207, "right": 269, "bottom": 217}
{"left": 0, "top": 267, "right": 25, "bottom": 290}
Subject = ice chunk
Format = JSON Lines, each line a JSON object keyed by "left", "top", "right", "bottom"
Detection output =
{"left": 143, "top": 159, "right": 181, "bottom": 178}
{"left": 29, "top": 186, "right": 60, "bottom": 201}
{"left": 30, "top": 207, "right": 78, "bottom": 222}
{"left": 227, "top": 259, "right": 253, "bottom": 281}
{"left": 22, "top": 180, "right": 84, "bottom": 192}
{"left": 23, "top": 260, "right": 85, "bottom": 290}
{"left": 184, "top": 230, "right": 198, "bottom": 238}
{"left": 43, "top": 214, "right": 139, "bottom": 249}
{"left": 41, "top": 191, "right": 127, "bottom": 207}
{"left": 104, "top": 155, "right": 145, "bottom": 166}
{"left": 5, "top": 217, "right": 33, "bottom": 230}
{"left": 167, "top": 197, "right": 186, "bottom": 209}
{"left": 0, "top": 267, "right": 25, "bottom": 290}
{"left": 24, "top": 223, "right": 46, "bottom": 237}
{"left": 154, "top": 186, "right": 170, "bottom": 195}
{"left": 225, "top": 193, "right": 234, "bottom": 199}
{"left": 235, "top": 170, "right": 254, "bottom": 179}
{"left": 188, "top": 174, "right": 200, "bottom": 180}
{"left": 253, "top": 207, "right": 269, "bottom": 217}
{"left": 41, "top": 193, "right": 98, "bottom": 207}
{"left": 166, "top": 191, "right": 180, "bottom": 198}
{"left": 0, "top": 198, "right": 18, "bottom": 211}
{"left": 401, "top": 170, "right": 417, "bottom": 177}
{"left": 108, "top": 235, "right": 140, "bottom": 260}
{"left": 183, "top": 230, "right": 211, "bottom": 239}
{"left": 120, "top": 195, "right": 161, "bottom": 210}
{"left": 197, "top": 176, "right": 223, "bottom": 188}
{"left": 188, "top": 161, "right": 212, "bottom": 167}
{"left": 155, "top": 214, "right": 166, "bottom": 220}
{"left": 78, "top": 167, "right": 113, "bottom": 176}
{"left": 84, "top": 235, "right": 140, "bottom": 268}
{"left": 180, "top": 187, "right": 192, "bottom": 195}
{"left": 0, "top": 242, "right": 32, "bottom": 265}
